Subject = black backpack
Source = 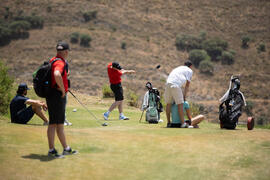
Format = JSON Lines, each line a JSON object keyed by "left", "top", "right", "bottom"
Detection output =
{"left": 32, "top": 58, "right": 63, "bottom": 98}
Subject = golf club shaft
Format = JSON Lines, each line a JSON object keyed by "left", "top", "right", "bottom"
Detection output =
{"left": 68, "top": 90, "right": 99, "bottom": 121}
{"left": 139, "top": 110, "right": 144, "bottom": 123}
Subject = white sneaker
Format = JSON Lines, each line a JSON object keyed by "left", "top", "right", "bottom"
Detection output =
{"left": 119, "top": 114, "right": 129, "bottom": 120}
{"left": 181, "top": 123, "right": 188, "bottom": 128}
{"left": 103, "top": 112, "right": 109, "bottom": 120}
{"left": 188, "top": 125, "right": 194, "bottom": 128}
{"left": 64, "top": 120, "right": 72, "bottom": 126}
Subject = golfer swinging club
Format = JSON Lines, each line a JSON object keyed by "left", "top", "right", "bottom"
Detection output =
{"left": 103, "top": 62, "right": 135, "bottom": 120}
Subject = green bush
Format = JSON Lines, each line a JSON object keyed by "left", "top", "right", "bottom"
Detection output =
{"left": 80, "top": 34, "right": 92, "bottom": 47}
{"left": 9, "top": 20, "right": 31, "bottom": 39}
{"left": 241, "top": 35, "right": 250, "bottom": 48}
{"left": 175, "top": 34, "right": 202, "bottom": 51}
{"left": 14, "top": 16, "right": 44, "bottom": 29}
{"left": 121, "top": 42, "right": 126, "bottom": 49}
{"left": 202, "top": 38, "right": 226, "bottom": 61}
{"left": 221, "top": 51, "right": 234, "bottom": 65}
{"left": 126, "top": 90, "right": 138, "bottom": 107}
{"left": 0, "top": 60, "right": 14, "bottom": 115}
{"left": 257, "top": 43, "right": 266, "bottom": 53}
{"left": 102, "top": 84, "right": 114, "bottom": 98}
{"left": 244, "top": 101, "right": 253, "bottom": 116}
{"left": 83, "top": 11, "right": 97, "bottom": 22}
{"left": 0, "top": 25, "right": 12, "bottom": 46}
{"left": 70, "top": 32, "right": 80, "bottom": 44}
{"left": 257, "top": 115, "right": 268, "bottom": 125}
{"left": 189, "top": 102, "right": 204, "bottom": 116}
{"left": 199, "top": 60, "right": 214, "bottom": 75}
{"left": 189, "top": 49, "right": 210, "bottom": 68}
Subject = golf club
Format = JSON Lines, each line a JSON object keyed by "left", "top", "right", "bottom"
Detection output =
{"left": 68, "top": 90, "right": 108, "bottom": 126}
{"left": 139, "top": 110, "right": 145, "bottom": 123}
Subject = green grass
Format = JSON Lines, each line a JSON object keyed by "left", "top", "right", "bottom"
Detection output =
{"left": 0, "top": 96, "right": 270, "bottom": 180}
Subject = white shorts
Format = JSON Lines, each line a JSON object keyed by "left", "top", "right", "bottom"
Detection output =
{"left": 164, "top": 83, "right": 184, "bottom": 104}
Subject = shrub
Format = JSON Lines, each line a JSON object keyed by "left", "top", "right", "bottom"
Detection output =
{"left": 121, "top": 42, "right": 126, "bottom": 49}
{"left": 0, "top": 60, "right": 14, "bottom": 115}
{"left": 221, "top": 51, "right": 234, "bottom": 65}
{"left": 202, "top": 38, "right": 225, "bottom": 61}
{"left": 0, "top": 25, "right": 12, "bottom": 46}
{"left": 9, "top": 20, "right": 31, "bottom": 39}
{"left": 241, "top": 35, "right": 250, "bottom": 48}
{"left": 83, "top": 11, "right": 97, "bottom": 22}
{"left": 126, "top": 90, "right": 138, "bottom": 107}
{"left": 257, "top": 116, "right": 268, "bottom": 125}
{"left": 80, "top": 34, "right": 92, "bottom": 47}
{"left": 102, "top": 84, "right": 114, "bottom": 98}
{"left": 257, "top": 43, "right": 266, "bottom": 53}
{"left": 244, "top": 100, "right": 253, "bottom": 116}
{"left": 175, "top": 34, "right": 202, "bottom": 51}
{"left": 14, "top": 16, "right": 44, "bottom": 29}
{"left": 199, "top": 60, "right": 214, "bottom": 75}
{"left": 70, "top": 32, "right": 80, "bottom": 44}
{"left": 189, "top": 102, "right": 204, "bottom": 116}
{"left": 189, "top": 49, "right": 210, "bottom": 68}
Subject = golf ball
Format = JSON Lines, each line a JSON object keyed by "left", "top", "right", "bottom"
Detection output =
{"left": 73, "top": 109, "right": 77, "bottom": 112}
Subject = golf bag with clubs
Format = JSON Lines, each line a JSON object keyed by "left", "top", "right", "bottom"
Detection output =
{"left": 219, "top": 76, "right": 246, "bottom": 129}
{"left": 142, "top": 82, "right": 163, "bottom": 123}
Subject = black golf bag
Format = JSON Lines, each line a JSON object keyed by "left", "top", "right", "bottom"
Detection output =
{"left": 219, "top": 76, "right": 246, "bottom": 129}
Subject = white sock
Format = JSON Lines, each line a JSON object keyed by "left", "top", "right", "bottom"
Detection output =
{"left": 106, "top": 111, "right": 110, "bottom": 115}
{"left": 65, "top": 146, "right": 71, "bottom": 151}
{"left": 49, "top": 148, "right": 55, "bottom": 152}
{"left": 120, "top": 113, "right": 124, "bottom": 116}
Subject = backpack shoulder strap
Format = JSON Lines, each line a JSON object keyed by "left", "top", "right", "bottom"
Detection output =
{"left": 50, "top": 58, "right": 67, "bottom": 75}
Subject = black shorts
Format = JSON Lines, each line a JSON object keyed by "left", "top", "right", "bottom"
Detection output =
{"left": 46, "top": 89, "right": 66, "bottom": 124}
{"left": 110, "top": 83, "right": 124, "bottom": 101}
{"left": 13, "top": 106, "right": 34, "bottom": 124}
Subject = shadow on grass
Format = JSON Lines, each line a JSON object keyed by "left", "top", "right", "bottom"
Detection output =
{"left": 22, "top": 154, "right": 57, "bottom": 162}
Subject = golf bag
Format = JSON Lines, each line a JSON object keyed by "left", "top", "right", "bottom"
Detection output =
{"left": 142, "top": 82, "right": 163, "bottom": 124}
{"left": 219, "top": 76, "right": 246, "bottom": 129}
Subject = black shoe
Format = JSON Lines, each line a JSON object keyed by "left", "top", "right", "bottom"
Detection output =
{"left": 48, "top": 149, "right": 64, "bottom": 158}
{"left": 62, "top": 148, "right": 78, "bottom": 155}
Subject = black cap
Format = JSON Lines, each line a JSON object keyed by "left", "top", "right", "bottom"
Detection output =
{"left": 56, "top": 41, "right": 70, "bottom": 51}
{"left": 112, "top": 62, "right": 122, "bottom": 70}
{"left": 18, "top": 83, "right": 30, "bottom": 91}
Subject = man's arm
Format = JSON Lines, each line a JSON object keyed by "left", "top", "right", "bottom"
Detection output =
{"left": 54, "top": 70, "right": 66, "bottom": 98}
{"left": 183, "top": 81, "right": 190, "bottom": 101}
{"left": 185, "top": 108, "right": 192, "bottom": 121}
{"left": 121, "top": 69, "right": 136, "bottom": 75}
{"left": 25, "top": 99, "right": 47, "bottom": 111}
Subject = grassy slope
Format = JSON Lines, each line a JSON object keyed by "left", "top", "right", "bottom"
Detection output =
{"left": 0, "top": 92, "right": 270, "bottom": 180}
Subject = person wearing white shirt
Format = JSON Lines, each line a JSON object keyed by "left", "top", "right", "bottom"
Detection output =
{"left": 164, "top": 61, "right": 193, "bottom": 128}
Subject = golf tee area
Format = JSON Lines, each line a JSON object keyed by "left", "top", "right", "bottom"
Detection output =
{"left": 0, "top": 93, "right": 270, "bottom": 180}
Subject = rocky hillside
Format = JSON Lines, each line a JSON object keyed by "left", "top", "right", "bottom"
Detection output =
{"left": 0, "top": 0, "right": 269, "bottom": 122}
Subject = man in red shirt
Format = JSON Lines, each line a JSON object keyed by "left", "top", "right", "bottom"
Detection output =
{"left": 103, "top": 62, "right": 135, "bottom": 120}
{"left": 46, "top": 41, "right": 77, "bottom": 158}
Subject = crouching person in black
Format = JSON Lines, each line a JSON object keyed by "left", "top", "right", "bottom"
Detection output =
{"left": 10, "top": 83, "right": 49, "bottom": 125}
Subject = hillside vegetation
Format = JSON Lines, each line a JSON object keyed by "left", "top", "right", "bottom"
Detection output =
{"left": 0, "top": 0, "right": 269, "bottom": 122}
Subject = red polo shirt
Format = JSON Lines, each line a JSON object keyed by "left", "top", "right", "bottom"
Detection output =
{"left": 107, "top": 62, "right": 122, "bottom": 84}
{"left": 50, "top": 56, "right": 68, "bottom": 92}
